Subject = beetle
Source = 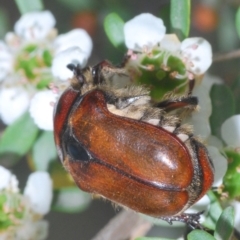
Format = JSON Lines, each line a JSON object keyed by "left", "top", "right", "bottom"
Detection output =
{"left": 53, "top": 60, "right": 214, "bottom": 227}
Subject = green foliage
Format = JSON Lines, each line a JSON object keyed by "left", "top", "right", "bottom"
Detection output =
{"left": 55, "top": 0, "right": 95, "bottom": 11}
{"left": 14, "top": 0, "right": 43, "bottom": 14}
{"left": 52, "top": 187, "right": 91, "bottom": 213}
{"left": 104, "top": 13, "right": 125, "bottom": 49}
{"left": 188, "top": 230, "right": 216, "bottom": 240}
{"left": 236, "top": 7, "right": 240, "bottom": 39}
{"left": 214, "top": 206, "right": 235, "bottom": 240}
{"left": 0, "top": 8, "right": 10, "bottom": 39}
{"left": 170, "top": 0, "right": 190, "bottom": 40}
{"left": 0, "top": 112, "right": 39, "bottom": 158}
{"left": 223, "top": 150, "right": 240, "bottom": 198}
{"left": 32, "top": 131, "right": 57, "bottom": 171}
{"left": 209, "top": 84, "right": 235, "bottom": 139}
{"left": 135, "top": 238, "right": 173, "bottom": 240}
{"left": 204, "top": 191, "right": 222, "bottom": 230}
{"left": 218, "top": 6, "right": 239, "bottom": 51}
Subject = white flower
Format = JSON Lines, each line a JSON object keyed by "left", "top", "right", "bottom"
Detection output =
{"left": 189, "top": 74, "right": 222, "bottom": 140}
{"left": 231, "top": 201, "right": 240, "bottom": 230}
{"left": 160, "top": 34, "right": 181, "bottom": 52}
{"left": 0, "top": 166, "right": 19, "bottom": 192}
{"left": 15, "top": 220, "right": 49, "bottom": 240}
{"left": 124, "top": 13, "right": 166, "bottom": 50}
{"left": 221, "top": 115, "right": 240, "bottom": 148}
{"left": 54, "top": 29, "right": 93, "bottom": 59}
{"left": 180, "top": 37, "right": 212, "bottom": 75}
{"left": 51, "top": 47, "right": 87, "bottom": 80}
{"left": 0, "top": 41, "right": 13, "bottom": 81}
{"left": 24, "top": 172, "right": 53, "bottom": 215}
{"left": 189, "top": 75, "right": 227, "bottom": 187}
{"left": 0, "top": 10, "right": 93, "bottom": 128}
{"left": 0, "top": 87, "right": 30, "bottom": 125}
{"left": 14, "top": 10, "right": 56, "bottom": 41}
{"left": 29, "top": 90, "right": 57, "bottom": 130}
{"left": 190, "top": 80, "right": 212, "bottom": 139}
{"left": 207, "top": 146, "right": 227, "bottom": 187}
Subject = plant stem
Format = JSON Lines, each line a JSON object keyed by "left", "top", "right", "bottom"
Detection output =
{"left": 91, "top": 210, "right": 152, "bottom": 240}
{"left": 213, "top": 49, "right": 240, "bottom": 62}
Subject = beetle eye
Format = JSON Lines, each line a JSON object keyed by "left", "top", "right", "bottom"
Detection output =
{"left": 66, "top": 138, "right": 90, "bottom": 162}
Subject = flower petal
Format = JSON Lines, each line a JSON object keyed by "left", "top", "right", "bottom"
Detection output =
{"left": 54, "top": 29, "right": 93, "bottom": 59}
{"left": 231, "top": 201, "right": 240, "bottom": 230}
{"left": 207, "top": 146, "right": 227, "bottom": 187}
{"left": 14, "top": 11, "right": 56, "bottom": 41}
{"left": 160, "top": 34, "right": 181, "bottom": 52}
{"left": 24, "top": 172, "right": 53, "bottom": 215}
{"left": 221, "top": 115, "right": 240, "bottom": 148}
{"left": 0, "top": 41, "right": 13, "bottom": 81}
{"left": 29, "top": 90, "right": 56, "bottom": 131}
{"left": 51, "top": 47, "right": 87, "bottom": 81}
{"left": 124, "top": 13, "right": 166, "bottom": 51}
{"left": 190, "top": 82, "right": 212, "bottom": 140}
{"left": 16, "top": 220, "right": 49, "bottom": 240}
{"left": 0, "top": 87, "right": 30, "bottom": 125}
{"left": 0, "top": 166, "right": 19, "bottom": 192}
{"left": 180, "top": 37, "right": 212, "bottom": 75}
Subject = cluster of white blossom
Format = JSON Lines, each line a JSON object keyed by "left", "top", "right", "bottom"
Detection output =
{"left": 0, "top": 166, "right": 52, "bottom": 239}
{"left": 0, "top": 10, "right": 93, "bottom": 130}
{"left": 123, "top": 13, "right": 212, "bottom": 78}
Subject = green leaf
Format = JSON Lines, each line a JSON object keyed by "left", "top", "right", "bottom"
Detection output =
{"left": 188, "top": 230, "right": 216, "bottom": 240}
{"left": 170, "top": 0, "right": 190, "bottom": 40}
{"left": 204, "top": 191, "right": 222, "bottom": 229}
{"left": 231, "top": 77, "right": 240, "bottom": 114}
{"left": 0, "top": 112, "right": 39, "bottom": 157}
{"left": 55, "top": 0, "right": 95, "bottom": 11}
{"left": 42, "top": 49, "right": 53, "bottom": 67}
{"left": 214, "top": 206, "right": 235, "bottom": 240}
{"left": 104, "top": 13, "right": 125, "bottom": 48}
{"left": 135, "top": 238, "right": 173, "bottom": 240}
{"left": 218, "top": 6, "right": 239, "bottom": 51}
{"left": 236, "top": 7, "right": 240, "bottom": 39}
{"left": 209, "top": 84, "right": 235, "bottom": 139}
{"left": 223, "top": 150, "right": 240, "bottom": 198}
{"left": 14, "top": 0, "right": 43, "bottom": 14}
{"left": 49, "top": 161, "right": 75, "bottom": 189}
{"left": 32, "top": 131, "right": 57, "bottom": 171}
{"left": 52, "top": 187, "right": 91, "bottom": 213}
{"left": 0, "top": 8, "right": 10, "bottom": 39}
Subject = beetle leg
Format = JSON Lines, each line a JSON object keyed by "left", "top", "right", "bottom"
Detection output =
{"left": 160, "top": 211, "right": 204, "bottom": 229}
{"left": 188, "top": 79, "right": 196, "bottom": 96}
{"left": 107, "top": 94, "right": 149, "bottom": 109}
{"left": 156, "top": 96, "right": 198, "bottom": 112}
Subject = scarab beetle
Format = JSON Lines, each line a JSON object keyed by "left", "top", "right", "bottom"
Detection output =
{"left": 53, "top": 61, "right": 214, "bottom": 227}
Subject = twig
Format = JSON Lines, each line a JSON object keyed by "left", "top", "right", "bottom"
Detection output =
{"left": 213, "top": 49, "right": 240, "bottom": 62}
{"left": 91, "top": 209, "right": 152, "bottom": 240}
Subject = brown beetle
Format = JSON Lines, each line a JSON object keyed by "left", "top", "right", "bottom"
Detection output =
{"left": 53, "top": 61, "right": 214, "bottom": 227}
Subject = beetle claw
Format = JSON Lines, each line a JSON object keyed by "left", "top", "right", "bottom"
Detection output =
{"left": 160, "top": 211, "right": 204, "bottom": 229}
